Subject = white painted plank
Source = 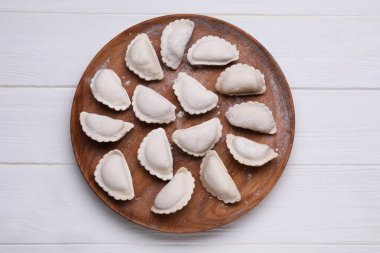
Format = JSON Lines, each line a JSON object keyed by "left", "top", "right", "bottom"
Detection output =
{"left": 0, "top": 88, "right": 75, "bottom": 164}
{"left": 0, "top": 0, "right": 379, "bottom": 16}
{"left": 0, "top": 88, "right": 379, "bottom": 165}
{"left": 0, "top": 13, "right": 379, "bottom": 88}
{"left": 0, "top": 164, "right": 379, "bottom": 244}
{"left": 1, "top": 244, "right": 380, "bottom": 253}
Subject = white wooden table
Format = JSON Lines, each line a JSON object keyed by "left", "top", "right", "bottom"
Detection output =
{"left": 0, "top": 1, "right": 379, "bottom": 252}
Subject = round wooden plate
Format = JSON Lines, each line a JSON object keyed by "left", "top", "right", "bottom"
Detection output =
{"left": 70, "top": 14, "right": 295, "bottom": 233}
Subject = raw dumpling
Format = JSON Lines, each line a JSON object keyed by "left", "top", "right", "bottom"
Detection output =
{"left": 94, "top": 149, "right": 134, "bottom": 201}
{"left": 137, "top": 128, "right": 173, "bottom": 181}
{"left": 151, "top": 167, "right": 195, "bottom": 214}
{"left": 172, "top": 118, "right": 222, "bottom": 157}
{"left": 226, "top": 101, "right": 277, "bottom": 134}
{"left": 125, "top": 33, "right": 164, "bottom": 81}
{"left": 200, "top": 150, "right": 241, "bottom": 203}
{"left": 187, "top": 36, "right": 239, "bottom": 65}
{"left": 226, "top": 134, "right": 278, "bottom": 166}
{"left": 80, "top": 112, "right": 134, "bottom": 142}
{"left": 161, "top": 19, "right": 194, "bottom": 70}
{"left": 90, "top": 69, "right": 131, "bottom": 111}
{"left": 132, "top": 85, "right": 176, "bottom": 124}
{"left": 216, "top": 63, "right": 266, "bottom": 96}
{"left": 173, "top": 72, "right": 218, "bottom": 115}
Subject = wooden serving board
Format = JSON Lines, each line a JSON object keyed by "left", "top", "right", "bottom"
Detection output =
{"left": 70, "top": 14, "right": 295, "bottom": 233}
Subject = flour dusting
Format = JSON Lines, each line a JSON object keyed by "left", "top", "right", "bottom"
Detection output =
{"left": 176, "top": 111, "right": 185, "bottom": 118}
{"left": 98, "top": 57, "right": 111, "bottom": 71}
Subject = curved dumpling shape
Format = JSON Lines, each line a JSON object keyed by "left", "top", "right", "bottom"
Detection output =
{"left": 200, "top": 150, "right": 241, "bottom": 203}
{"left": 173, "top": 72, "right": 218, "bottom": 115}
{"left": 151, "top": 167, "right": 195, "bottom": 214}
{"left": 216, "top": 63, "right": 266, "bottom": 96}
{"left": 137, "top": 128, "right": 173, "bottom": 181}
{"left": 226, "top": 134, "right": 278, "bottom": 166}
{"left": 125, "top": 33, "right": 164, "bottom": 81}
{"left": 80, "top": 112, "right": 134, "bottom": 142}
{"left": 226, "top": 101, "right": 277, "bottom": 134}
{"left": 94, "top": 149, "right": 134, "bottom": 201}
{"left": 90, "top": 69, "right": 131, "bottom": 111}
{"left": 132, "top": 85, "right": 176, "bottom": 124}
{"left": 187, "top": 36, "right": 239, "bottom": 65}
{"left": 161, "top": 19, "right": 194, "bottom": 70}
{"left": 172, "top": 118, "right": 222, "bottom": 157}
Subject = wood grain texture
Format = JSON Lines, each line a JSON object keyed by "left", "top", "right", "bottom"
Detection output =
{"left": 0, "top": 0, "right": 379, "bottom": 15}
{"left": 70, "top": 14, "right": 294, "bottom": 233}
{"left": 0, "top": 13, "right": 379, "bottom": 88}
{"left": 0, "top": 164, "right": 379, "bottom": 244}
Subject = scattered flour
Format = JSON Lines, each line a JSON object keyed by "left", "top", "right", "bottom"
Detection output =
{"left": 98, "top": 57, "right": 111, "bottom": 70}
{"left": 176, "top": 111, "right": 185, "bottom": 118}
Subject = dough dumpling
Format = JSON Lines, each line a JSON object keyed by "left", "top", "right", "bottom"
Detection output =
{"left": 226, "top": 134, "right": 278, "bottom": 166}
{"left": 216, "top": 63, "right": 266, "bottom": 96}
{"left": 226, "top": 101, "right": 277, "bottom": 134}
{"left": 187, "top": 36, "right": 239, "bottom": 65}
{"left": 125, "top": 33, "right": 164, "bottom": 81}
{"left": 161, "top": 19, "right": 194, "bottom": 69}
